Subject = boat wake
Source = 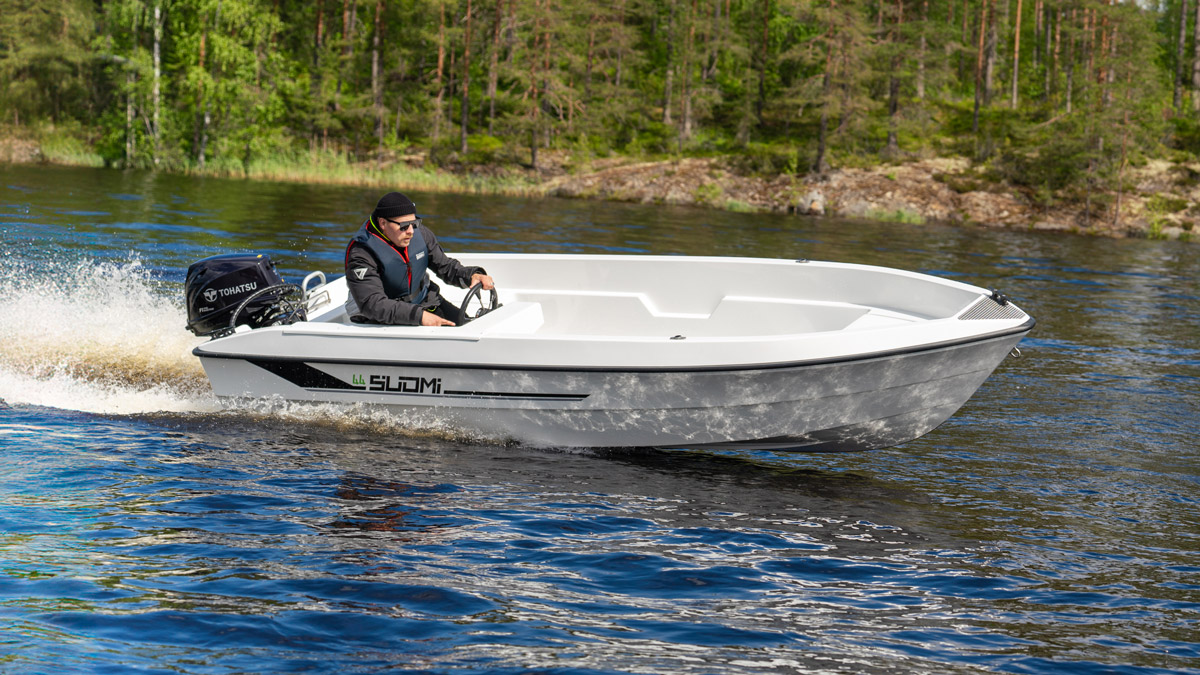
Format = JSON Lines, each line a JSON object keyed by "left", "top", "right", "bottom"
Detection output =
{"left": 0, "top": 254, "right": 220, "bottom": 414}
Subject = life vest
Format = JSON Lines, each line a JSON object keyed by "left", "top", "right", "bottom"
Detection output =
{"left": 345, "top": 218, "right": 431, "bottom": 304}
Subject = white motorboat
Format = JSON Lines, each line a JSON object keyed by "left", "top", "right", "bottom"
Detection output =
{"left": 186, "top": 253, "right": 1034, "bottom": 452}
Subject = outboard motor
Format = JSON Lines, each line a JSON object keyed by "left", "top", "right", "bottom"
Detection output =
{"left": 185, "top": 253, "right": 305, "bottom": 337}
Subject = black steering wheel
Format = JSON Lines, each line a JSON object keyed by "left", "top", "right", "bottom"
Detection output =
{"left": 459, "top": 281, "right": 501, "bottom": 323}
{"left": 228, "top": 283, "right": 307, "bottom": 331}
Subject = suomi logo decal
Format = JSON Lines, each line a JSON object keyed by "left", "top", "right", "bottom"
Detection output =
{"left": 357, "top": 374, "right": 442, "bottom": 394}
{"left": 246, "top": 359, "right": 589, "bottom": 402}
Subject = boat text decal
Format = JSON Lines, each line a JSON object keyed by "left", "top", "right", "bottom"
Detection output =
{"left": 355, "top": 374, "right": 442, "bottom": 394}
{"left": 246, "top": 359, "right": 588, "bottom": 402}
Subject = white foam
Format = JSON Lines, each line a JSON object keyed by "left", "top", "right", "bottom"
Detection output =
{"left": 0, "top": 254, "right": 219, "bottom": 414}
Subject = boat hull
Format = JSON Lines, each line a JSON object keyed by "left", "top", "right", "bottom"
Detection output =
{"left": 197, "top": 328, "right": 1028, "bottom": 452}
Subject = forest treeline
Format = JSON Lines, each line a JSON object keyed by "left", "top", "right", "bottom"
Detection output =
{"left": 1, "top": 0, "right": 1197, "bottom": 198}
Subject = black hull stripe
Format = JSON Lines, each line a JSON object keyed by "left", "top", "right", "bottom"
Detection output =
{"left": 197, "top": 317, "right": 1034, "bottom": 375}
{"left": 247, "top": 359, "right": 589, "bottom": 401}
{"left": 299, "top": 389, "right": 588, "bottom": 402}
{"left": 250, "top": 359, "right": 364, "bottom": 390}
{"left": 442, "top": 390, "right": 588, "bottom": 400}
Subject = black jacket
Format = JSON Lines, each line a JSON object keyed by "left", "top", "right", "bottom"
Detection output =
{"left": 344, "top": 223, "right": 483, "bottom": 325}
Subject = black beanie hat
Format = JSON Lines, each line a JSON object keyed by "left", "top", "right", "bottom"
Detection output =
{"left": 372, "top": 192, "right": 417, "bottom": 221}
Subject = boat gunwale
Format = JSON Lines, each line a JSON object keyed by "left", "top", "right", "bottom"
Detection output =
{"left": 193, "top": 316, "right": 1034, "bottom": 374}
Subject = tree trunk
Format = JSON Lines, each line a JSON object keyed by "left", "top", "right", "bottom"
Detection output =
{"left": 1098, "top": 7, "right": 1110, "bottom": 106}
{"left": 703, "top": 0, "right": 721, "bottom": 82}
{"left": 1011, "top": 0, "right": 1024, "bottom": 108}
{"left": 1176, "top": 0, "right": 1185, "bottom": 110}
{"left": 528, "top": 0, "right": 542, "bottom": 171}
{"left": 1065, "top": 8, "right": 1074, "bottom": 114}
{"left": 311, "top": 0, "right": 326, "bottom": 148}
{"left": 126, "top": 71, "right": 136, "bottom": 165}
{"left": 487, "top": 0, "right": 502, "bottom": 135}
{"left": 814, "top": 0, "right": 834, "bottom": 173}
{"left": 1045, "top": 2, "right": 1055, "bottom": 98}
{"left": 1106, "top": 15, "right": 1117, "bottom": 101}
{"left": 663, "top": 0, "right": 676, "bottom": 125}
{"left": 886, "top": 0, "right": 903, "bottom": 153}
{"left": 1192, "top": 0, "right": 1200, "bottom": 112}
{"left": 682, "top": 0, "right": 697, "bottom": 140}
{"left": 542, "top": 1, "right": 552, "bottom": 149}
{"left": 756, "top": 0, "right": 769, "bottom": 126}
{"left": 433, "top": 1, "right": 446, "bottom": 149}
{"left": 960, "top": 0, "right": 969, "bottom": 82}
{"left": 152, "top": 2, "right": 161, "bottom": 166}
{"left": 1033, "top": 0, "right": 1041, "bottom": 67}
{"left": 461, "top": 0, "right": 472, "bottom": 154}
{"left": 984, "top": 0, "right": 997, "bottom": 100}
{"left": 917, "top": 0, "right": 928, "bottom": 101}
{"left": 1084, "top": 8, "right": 1093, "bottom": 82}
{"left": 373, "top": 0, "right": 383, "bottom": 150}
{"left": 973, "top": 0, "right": 988, "bottom": 133}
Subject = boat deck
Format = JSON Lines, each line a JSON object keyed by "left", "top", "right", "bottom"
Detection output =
{"left": 306, "top": 281, "right": 926, "bottom": 339}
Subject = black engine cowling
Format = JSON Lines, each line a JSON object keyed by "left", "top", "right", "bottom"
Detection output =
{"left": 185, "top": 253, "right": 303, "bottom": 336}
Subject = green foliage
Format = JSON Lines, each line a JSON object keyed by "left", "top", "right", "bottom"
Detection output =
{"left": 1147, "top": 194, "right": 1189, "bottom": 213}
{"left": 993, "top": 136, "right": 1095, "bottom": 194}
{"left": 465, "top": 135, "right": 505, "bottom": 164}
{"left": 623, "top": 120, "right": 674, "bottom": 156}
{"left": 693, "top": 182, "right": 724, "bottom": 206}
{"left": 730, "top": 142, "right": 801, "bottom": 176}
{"left": 1169, "top": 116, "right": 1200, "bottom": 155}
{"left": 0, "top": 0, "right": 1184, "bottom": 204}
{"left": 37, "top": 123, "right": 104, "bottom": 167}
{"left": 723, "top": 199, "right": 757, "bottom": 213}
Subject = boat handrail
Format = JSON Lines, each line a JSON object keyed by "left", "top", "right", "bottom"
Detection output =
{"left": 303, "top": 271, "right": 331, "bottom": 311}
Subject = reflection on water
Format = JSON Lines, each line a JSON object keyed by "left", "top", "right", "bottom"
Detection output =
{"left": 1, "top": 163, "right": 1198, "bottom": 673}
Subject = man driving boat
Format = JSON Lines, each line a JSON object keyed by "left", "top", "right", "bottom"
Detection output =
{"left": 345, "top": 191, "right": 494, "bottom": 326}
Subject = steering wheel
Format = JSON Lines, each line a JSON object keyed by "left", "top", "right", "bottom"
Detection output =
{"left": 228, "top": 283, "right": 307, "bottom": 331}
{"left": 459, "top": 282, "right": 501, "bottom": 323}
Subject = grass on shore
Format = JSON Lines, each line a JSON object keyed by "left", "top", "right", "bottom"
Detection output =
{"left": 39, "top": 134, "right": 105, "bottom": 168}
{"left": 204, "top": 152, "right": 546, "bottom": 197}
{"left": 12, "top": 124, "right": 547, "bottom": 197}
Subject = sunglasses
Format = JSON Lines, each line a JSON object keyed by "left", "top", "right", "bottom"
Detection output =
{"left": 380, "top": 217, "right": 421, "bottom": 231}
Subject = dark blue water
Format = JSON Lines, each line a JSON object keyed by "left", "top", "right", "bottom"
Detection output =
{"left": 1, "top": 164, "right": 1198, "bottom": 673}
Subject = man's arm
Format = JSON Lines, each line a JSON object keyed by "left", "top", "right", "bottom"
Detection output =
{"left": 345, "top": 245, "right": 424, "bottom": 325}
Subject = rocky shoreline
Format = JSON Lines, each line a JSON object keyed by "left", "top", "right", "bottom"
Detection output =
{"left": 544, "top": 155, "right": 1197, "bottom": 241}
{"left": 5, "top": 134, "right": 1194, "bottom": 241}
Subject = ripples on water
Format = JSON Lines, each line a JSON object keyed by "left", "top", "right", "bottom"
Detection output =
{"left": 1, "top": 165, "right": 1198, "bottom": 673}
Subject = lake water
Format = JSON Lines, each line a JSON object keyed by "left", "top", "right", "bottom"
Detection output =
{"left": 1, "top": 163, "right": 1197, "bottom": 674}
